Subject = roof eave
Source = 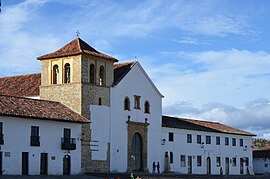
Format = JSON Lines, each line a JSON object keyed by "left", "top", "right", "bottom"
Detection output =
{"left": 0, "top": 113, "right": 90, "bottom": 124}
{"left": 37, "top": 52, "right": 83, "bottom": 61}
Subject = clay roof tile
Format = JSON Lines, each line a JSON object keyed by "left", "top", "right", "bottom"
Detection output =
{"left": 0, "top": 95, "right": 89, "bottom": 123}
{"left": 0, "top": 73, "right": 41, "bottom": 97}
{"left": 162, "top": 115, "right": 255, "bottom": 136}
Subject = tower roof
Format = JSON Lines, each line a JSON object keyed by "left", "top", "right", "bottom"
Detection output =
{"left": 37, "top": 38, "right": 118, "bottom": 62}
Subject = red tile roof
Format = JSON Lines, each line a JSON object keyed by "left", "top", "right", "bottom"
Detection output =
{"left": 113, "top": 61, "right": 137, "bottom": 85}
{"left": 37, "top": 38, "right": 118, "bottom": 62}
{"left": 0, "top": 73, "right": 41, "bottom": 97}
{"left": 253, "top": 148, "right": 270, "bottom": 158}
{"left": 253, "top": 146, "right": 270, "bottom": 151}
{"left": 186, "top": 118, "right": 255, "bottom": 136}
{"left": 162, "top": 115, "right": 255, "bottom": 136}
{"left": 0, "top": 95, "right": 89, "bottom": 123}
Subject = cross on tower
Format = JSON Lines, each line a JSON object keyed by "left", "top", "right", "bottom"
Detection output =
{"left": 76, "top": 30, "right": 80, "bottom": 37}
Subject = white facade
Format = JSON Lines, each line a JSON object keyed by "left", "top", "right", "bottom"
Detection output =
{"left": 162, "top": 127, "right": 253, "bottom": 175}
{"left": 253, "top": 158, "right": 270, "bottom": 174}
{"left": 0, "top": 39, "right": 256, "bottom": 176}
{"left": 90, "top": 62, "right": 163, "bottom": 172}
{"left": 89, "top": 61, "right": 255, "bottom": 175}
{"left": 0, "top": 116, "right": 82, "bottom": 175}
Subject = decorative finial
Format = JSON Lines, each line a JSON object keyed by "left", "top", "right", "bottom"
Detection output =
{"left": 76, "top": 30, "right": 80, "bottom": 38}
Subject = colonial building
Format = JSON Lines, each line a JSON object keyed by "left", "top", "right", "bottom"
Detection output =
{"left": 162, "top": 116, "right": 255, "bottom": 175}
{"left": 253, "top": 147, "right": 270, "bottom": 174}
{"left": 0, "top": 37, "right": 255, "bottom": 175}
{"left": 0, "top": 95, "right": 89, "bottom": 175}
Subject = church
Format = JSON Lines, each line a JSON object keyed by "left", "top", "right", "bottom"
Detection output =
{"left": 0, "top": 38, "right": 255, "bottom": 175}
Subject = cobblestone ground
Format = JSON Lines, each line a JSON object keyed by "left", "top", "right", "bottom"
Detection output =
{"left": 88, "top": 172, "right": 270, "bottom": 179}
{"left": 0, "top": 175, "right": 103, "bottom": 179}
{"left": 0, "top": 174, "right": 270, "bottom": 179}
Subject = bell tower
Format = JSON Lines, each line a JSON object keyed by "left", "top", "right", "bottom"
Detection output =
{"left": 37, "top": 38, "right": 118, "bottom": 172}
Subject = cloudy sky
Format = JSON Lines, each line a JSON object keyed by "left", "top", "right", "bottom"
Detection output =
{"left": 1, "top": 0, "right": 270, "bottom": 138}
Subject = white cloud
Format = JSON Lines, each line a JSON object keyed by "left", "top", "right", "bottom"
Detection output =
{"left": 61, "top": 1, "right": 255, "bottom": 39}
{"left": 144, "top": 49, "right": 270, "bottom": 107}
{"left": 181, "top": 15, "right": 252, "bottom": 37}
{"left": 173, "top": 38, "right": 199, "bottom": 45}
{"left": 148, "top": 49, "right": 270, "bottom": 139}
{"left": 0, "top": 0, "right": 61, "bottom": 76}
{"left": 0, "top": 1, "right": 258, "bottom": 76}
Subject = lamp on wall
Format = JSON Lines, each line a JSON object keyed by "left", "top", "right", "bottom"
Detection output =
{"left": 161, "top": 139, "right": 166, "bottom": 145}
{"left": 145, "top": 118, "right": 148, "bottom": 123}
{"left": 243, "top": 145, "right": 247, "bottom": 151}
{"left": 201, "top": 142, "right": 205, "bottom": 149}
{"left": 127, "top": 115, "right": 131, "bottom": 122}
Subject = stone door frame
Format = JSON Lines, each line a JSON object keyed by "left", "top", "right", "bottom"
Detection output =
{"left": 127, "top": 121, "right": 149, "bottom": 172}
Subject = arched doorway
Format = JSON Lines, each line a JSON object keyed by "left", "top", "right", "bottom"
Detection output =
{"left": 131, "top": 133, "right": 142, "bottom": 171}
{"left": 206, "top": 157, "right": 211, "bottom": 174}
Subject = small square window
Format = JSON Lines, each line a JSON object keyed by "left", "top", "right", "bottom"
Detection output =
{"left": 232, "top": 138, "right": 236, "bottom": 146}
{"left": 197, "top": 135, "right": 201, "bottom": 144}
{"left": 216, "top": 136, "right": 220, "bottom": 145}
{"left": 187, "top": 134, "right": 192, "bottom": 143}
{"left": 169, "top": 132, "right": 174, "bottom": 142}
{"left": 240, "top": 139, "right": 243, "bottom": 147}
{"left": 206, "top": 136, "right": 211, "bottom": 144}
{"left": 225, "top": 137, "right": 229, "bottom": 145}
{"left": 134, "top": 95, "right": 141, "bottom": 109}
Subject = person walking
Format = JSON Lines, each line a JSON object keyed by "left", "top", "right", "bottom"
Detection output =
{"left": 152, "top": 161, "right": 156, "bottom": 173}
{"left": 157, "top": 162, "right": 160, "bottom": 173}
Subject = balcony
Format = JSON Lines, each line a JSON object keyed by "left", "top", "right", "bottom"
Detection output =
{"left": 61, "top": 138, "right": 76, "bottom": 150}
{"left": 30, "top": 136, "right": 40, "bottom": 146}
{"left": 0, "top": 134, "right": 4, "bottom": 145}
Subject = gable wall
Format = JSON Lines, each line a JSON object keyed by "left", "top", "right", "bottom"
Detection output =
{"left": 109, "top": 63, "right": 162, "bottom": 172}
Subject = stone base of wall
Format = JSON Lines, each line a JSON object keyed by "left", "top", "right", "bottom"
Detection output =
{"left": 88, "top": 143, "right": 110, "bottom": 173}
{"left": 81, "top": 124, "right": 91, "bottom": 173}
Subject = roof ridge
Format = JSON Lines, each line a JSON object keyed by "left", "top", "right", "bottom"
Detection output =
{"left": 77, "top": 38, "right": 83, "bottom": 54}
{"left": 186, "top": 118, "right": 220, "bottom": 124}
{"left": 114, "top": 61, "right": 137, "bottom": 68}
{"left": 163, "top": 115, "right": 218, "bottom": 124}
{"left": 0, "top": 73, "right": 41, "bottom": 79}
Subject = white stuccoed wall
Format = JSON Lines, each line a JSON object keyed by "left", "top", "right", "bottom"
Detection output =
{"left": 90, "top": 105, "right": 110, "bottom": 160}
{"left": 253, "top": 158, "right": 270, "bottom": 174}
{"left": 0, "top": 116, "right": 82, "bottom": 175}
{"left": 162, "top": 127, "right": 253, "bottom": 175}
{"left": 109, "top": 63, "right": 163, "bottom": 172}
